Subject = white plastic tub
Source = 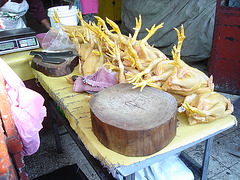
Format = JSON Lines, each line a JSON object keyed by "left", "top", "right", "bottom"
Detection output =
{"left": 48, "top": 6, "right": 78, "bottom": 27}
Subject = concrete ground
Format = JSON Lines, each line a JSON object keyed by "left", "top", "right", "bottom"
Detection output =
{"left": 24, "top": 126, "right": 101, "bottom": 180}
{"left": 23, "top": 63, "right": 240, "bottom": 180}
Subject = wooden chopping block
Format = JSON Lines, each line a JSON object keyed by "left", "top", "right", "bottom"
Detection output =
{"left": 89, "top": 83, "right": 178, "bottom": 157}
{"left": 31, "top": 56, "right": 79, "bottom": 77}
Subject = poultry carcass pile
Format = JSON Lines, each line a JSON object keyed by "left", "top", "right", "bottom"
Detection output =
{"left": 53, "top": 12, "right": 234, "bottom": 125}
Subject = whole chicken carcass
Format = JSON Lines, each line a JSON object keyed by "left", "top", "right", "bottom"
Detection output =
{"left": 81, "top": 38, "right": 107, "bottom": 76}
{"left": 82, "top": 49, "right": 100, "bottom": 76}
{"left": 162, "top": 65, "right": 214, "bottom": 96}
{"left": 161, "top": 26, "right": 214, "bottom": 96}
{"left": 127, "top": 25, "right": 187, "bottom": 91}
{"left": 179, "top": 92, "right": 234, "bottom": 125}
{"left": 110, "top": 15, "right": 167, "bottom": 71}
{"left": 132, "top": 22, "right": 169, "bottom": 70}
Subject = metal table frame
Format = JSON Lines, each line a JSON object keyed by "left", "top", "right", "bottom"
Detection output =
{"left": 118, "top": 136, "right": 214, "bottom": 180}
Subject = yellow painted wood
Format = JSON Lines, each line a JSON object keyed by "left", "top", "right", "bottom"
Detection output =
{"left": 0, "top": 49, "right": 41, "bottom": 81}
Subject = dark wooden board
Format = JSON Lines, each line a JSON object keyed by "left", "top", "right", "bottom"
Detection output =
{"left": 90, "top": 83, "right": 178, "bottom": 157}
{"left": 31, "top": 56, "right": 79, "bottom": 77}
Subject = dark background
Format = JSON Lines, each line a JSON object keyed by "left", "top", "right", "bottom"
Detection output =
{"left": 25, "top": 0, "right": 70, "bottom": 34}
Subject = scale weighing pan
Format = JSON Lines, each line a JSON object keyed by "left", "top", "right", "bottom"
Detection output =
{"left": 0, "top": 27, "right": 39, "bottom": 55}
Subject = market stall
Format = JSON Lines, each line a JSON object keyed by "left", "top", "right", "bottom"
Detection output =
{"left": 27, "top": 7, "right": 238, "bottom": 178}
{"left": 0, "top": 1, "right": 238, "bottom": 179}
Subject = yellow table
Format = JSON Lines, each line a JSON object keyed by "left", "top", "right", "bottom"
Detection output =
{"left": 0, "top": 49, "right": 41, "bottom": 81}
{"left": 31, "top": 64, "right": 237, "bottom": 180}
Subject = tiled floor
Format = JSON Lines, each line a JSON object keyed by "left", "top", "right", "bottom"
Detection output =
{"left": 183, "top": 120, "right": 240, "bottom": 179}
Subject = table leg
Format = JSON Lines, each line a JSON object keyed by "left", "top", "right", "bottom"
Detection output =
{"left": 201, "top": 137, "right": 214, "bottom": 180}
{"left": 50, "top": 99, "right": 116, "bottom": 180}
{"left": 123, "top": 173, "right": 135, "bottom": 180}
{"left": 48, "top": 98, "right": 63, "bottom": 154}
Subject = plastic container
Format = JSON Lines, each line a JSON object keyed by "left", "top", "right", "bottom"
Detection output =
{"left": 47, "top": 6, "right": 78, "bottom": 27}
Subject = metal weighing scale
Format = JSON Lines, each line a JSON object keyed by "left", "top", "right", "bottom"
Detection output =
{"left": 0, "top": 27, "right": 39, "bottom": 55}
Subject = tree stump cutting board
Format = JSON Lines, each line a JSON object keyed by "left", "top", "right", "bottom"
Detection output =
{"left": 31, "top": 56, "right": 79, "bottom": 77}
{"left": 89, "top": 83, "right": 178, "bottom": 157}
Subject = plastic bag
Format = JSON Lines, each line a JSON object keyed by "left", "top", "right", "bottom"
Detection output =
{"left": 0, "top": 58, "right": 46, "bottom": 156}
{"left": 114, "top": 155, "right": 194, "bottom": 180}
{"left": 42, "top": 23, "right": 75, "bottom": 51}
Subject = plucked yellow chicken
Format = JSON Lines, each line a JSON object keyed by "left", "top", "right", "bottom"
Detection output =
{"left": 179, "top": 92, "right": 234, "bottom": 125}
{"left": 161, "top": 26, "right": 214, "bottom": 96}
{"left": 162, "top": 65, "right": 214, "bottom": 96}
{"left": 126, "top": 25, "right": 188, "bottom": 91}
{"left": 52, "top": 11, "right": 234, "bottom": 125}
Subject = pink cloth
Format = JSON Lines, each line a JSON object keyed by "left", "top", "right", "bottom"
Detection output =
{"left": 80, "top": 0, "right": 98, "bottom": 14}
{"left": 0, "top": 58, "right": 46, "bottom": 156}
{"left": 73, "top": 66, "right": 117, "bottom": 92}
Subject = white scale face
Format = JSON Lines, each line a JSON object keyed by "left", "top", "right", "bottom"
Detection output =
{"left": 0, "top": 28, "right": 40, "bottom": 55}
{"left": 0, "top": 36, "right": 39, "bottom": 55}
